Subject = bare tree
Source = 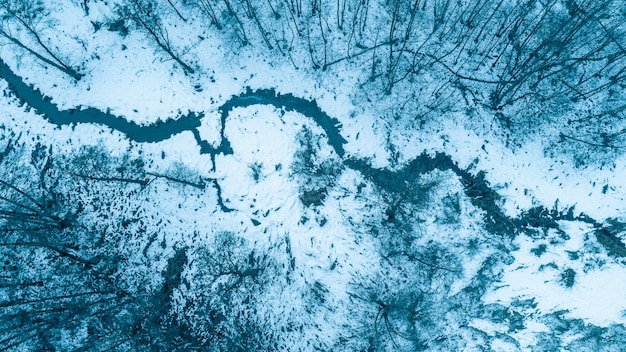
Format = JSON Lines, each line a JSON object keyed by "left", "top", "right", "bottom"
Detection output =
{"left": 0, "top": 140, "right": 204, "bottom": 351}
{"left": 0, "top": 0, "right": 83, "bottom": 80}
{"left": 180, "top": 231, "right": 279, "bottom": 350}
{"left": 119, "top": 0, "right": 196, "bottom": 74}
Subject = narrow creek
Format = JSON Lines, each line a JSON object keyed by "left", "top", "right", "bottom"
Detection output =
{"left": 0, "top": 58, "right": 623, "bottom": 256}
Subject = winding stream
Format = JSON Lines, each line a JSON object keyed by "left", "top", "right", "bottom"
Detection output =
{"left": 0, "top": 60, "right": 203, "bottom": 143}
{"left": 0, "top": 58, "right": 623, "bottom": 256}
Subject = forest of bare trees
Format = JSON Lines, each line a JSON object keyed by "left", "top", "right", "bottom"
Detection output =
{"left": 0, "top": 0, "right": 621, "bottom": 151}
{"left": 1, "top": 0, "right": 626, "bottom": 351}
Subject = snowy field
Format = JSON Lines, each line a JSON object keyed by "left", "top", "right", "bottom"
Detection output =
{"left": 1, "top": 0, "right": 625, "bottom": 351}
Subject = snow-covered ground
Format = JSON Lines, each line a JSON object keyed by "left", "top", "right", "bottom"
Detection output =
{"left": 1, "top": 0, "right": 625, "bottom": 351}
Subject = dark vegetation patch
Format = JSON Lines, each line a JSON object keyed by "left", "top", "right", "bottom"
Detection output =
{"left": 531, "top": 244, "right": 548, "bottom": 257}
{"left": 345, "top": 155, "right": 514, "bottom": 236}
{"left": 594, "top": 228, "right": 626, "bottom": 258}
{"left": 300, "top": 187, "right": 327, "bottom": 207}
{"left": 561, "top": 268, "right": 576, "bottom": 288}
